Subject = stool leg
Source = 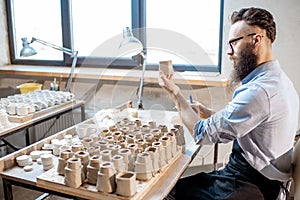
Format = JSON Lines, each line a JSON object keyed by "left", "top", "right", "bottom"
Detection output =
{"left": 213, "top": 143, "right": 219, "bottom": 171}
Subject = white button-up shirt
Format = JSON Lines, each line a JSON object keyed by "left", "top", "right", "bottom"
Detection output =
{"left": 194, "top": 60, "right": 299, "bottom": 181}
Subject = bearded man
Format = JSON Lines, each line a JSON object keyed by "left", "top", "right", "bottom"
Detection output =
{"left": 160, "top": 7, "right": 299, "bottom": 200}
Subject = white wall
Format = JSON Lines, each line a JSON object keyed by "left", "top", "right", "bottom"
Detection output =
{"left": 222, "top": 0, "right": 300, "bottom": 128}
{"left": 0, "top": 0, "right": 9, "bottom": 65}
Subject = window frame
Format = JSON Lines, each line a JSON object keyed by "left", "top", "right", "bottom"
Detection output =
{"left": 5, "top": 0, "right": 224, "bottom": 73}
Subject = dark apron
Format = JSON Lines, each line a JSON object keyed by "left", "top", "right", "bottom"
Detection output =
{"left": 175, "top": 140, "right": 281, "bottom": 200}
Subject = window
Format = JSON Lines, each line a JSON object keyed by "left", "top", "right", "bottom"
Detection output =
{"left": 6, "top": 0, "right": 224, "bottom": 72}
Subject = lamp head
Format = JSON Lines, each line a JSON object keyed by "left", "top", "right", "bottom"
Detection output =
{"left": 119, "top": 27, "right": 143, "bottom": 56}
{"left": 20, "top": 37, "right": 37, "bottom": 57}
{"left": 20, "top": 38, "right": 36, "bottom": 57}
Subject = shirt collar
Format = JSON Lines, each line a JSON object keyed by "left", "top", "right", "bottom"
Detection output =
{"left": 241, "top": 60, "right": 280, "bottom": 84}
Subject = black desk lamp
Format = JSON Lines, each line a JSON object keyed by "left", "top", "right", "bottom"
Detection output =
{"left": 20, "top": 37, "right": 78, "bottom": 92}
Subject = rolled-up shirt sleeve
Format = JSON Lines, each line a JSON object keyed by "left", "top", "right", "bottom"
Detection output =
{"left": 193, "top": 84, "right": 269, "bottom": 145}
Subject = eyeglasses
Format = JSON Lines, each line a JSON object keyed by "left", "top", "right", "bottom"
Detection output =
{"left": 227, "top": 33, "right": 257, "bottom": 53}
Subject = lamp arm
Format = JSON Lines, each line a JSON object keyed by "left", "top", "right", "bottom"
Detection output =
{"left": 64, "top": 51, "right": 78, "bottom": 92}
{"left": 31, "top": 37, "right": 75, "bottom": 56}
{"left": 137, "top": 52, "right": 146, "bottom": 109}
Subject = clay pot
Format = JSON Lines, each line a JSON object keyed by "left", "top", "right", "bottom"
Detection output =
{"left": 112, "top": 155, "right": 125, "bottom": 173}
{"left": 160, "top": 136, "right": 172, "bottom": 163}
{"left": 97, "top": 140, "right": 109, "bottom": 151}
{"left": 151, "top": 129, "right": 162, "bottom": 141}
{"left": 74, "top": 150, "right": 90, "bottom": 180}
{"left": 148, "top": 121, "right": 157, "bottom": 129}
{"left": 106, "top": 135, "right": 115, "bottom": 144}
{"left": 87, "top": 155, "right": 101, "bottom": 185}
{"left": 109, "top": 125, "right": 118, "bottom": 132}
{"left": 41, "top": 154, "right": 53, "bottom": 171}
{"left": 135, "top": 152, "right": 152, "bottom": 181}
{"left": 106, "top": 144, "right": 121, "bottom": 156}
{"left": 96, "top": 162, "right": 116, "bottom": 193}
{"left": 118, "top": 148, "right": 131, "bottom": 171}
{"left": 71, "top": 143, "right": 84, "bottom": 153}
{"left": 128, "top": 122, "right": 136, "bottom": 130}
{"left": 136, "top": 139, "right": 147, "bottom": 152}
{"left": 166, "top": 132, "right": 178, "bottom": 157}
{"left": 126, "top": 134, "right": 136, "bottom": 144}
{"left": 159, "top": 124, "right": 168, "bottom": 133}
{"left": 174, "top": 124, "right": 185, "bottom": 153}
{"left": 112, "top": 130, "right": 122, "bottom": 141}
{"left": 64, "top": 157, "right": 82, "bottom": 188}
{"left": 100, "top": 149, "right": 112, "bottom": 162}
{"left": 132, "top": 130, "right": 143, "bottom": 140}
{"left": 134, "top": 119, "right": 142, "bottom": 127}
{"left": 141, "top": 124, "right": 151, "bottom": 133}
{"left": 116, "top": 171, "right": 137, "bottom": 197}
{"left": 81, "top": 137, "right": 93, "bottom": 148}
{"left": 147, "top": 146, "right": 160, "bottom": 174}
{"left": 57, "top": 149, "right": 73, "bottom": 175}
{"left": 152, "top": 141, "right": 167, "bottom": 168}
{"left": 119, "top": 126, "right": 130, "bottom": 135}
{"left": 100, "top": 128, "right": 111, "bottom": 137}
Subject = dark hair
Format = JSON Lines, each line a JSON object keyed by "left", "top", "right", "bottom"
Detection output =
{"left": 230, "top": 7, "right": 276, "bottom": 43}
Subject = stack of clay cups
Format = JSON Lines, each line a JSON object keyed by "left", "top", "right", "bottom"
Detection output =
{"left": 40, "top": 154, "right": 54, "bottom": 171}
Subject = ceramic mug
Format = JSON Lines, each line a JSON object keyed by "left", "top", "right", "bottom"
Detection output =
{"left": 76, "top": 124, "right": 98, "bottom": 139}
{"left": 16, "top": 104, "right": 29, "bottom": 116}
{"left": 6, "top": 103, "right": 16, "bottom": 115}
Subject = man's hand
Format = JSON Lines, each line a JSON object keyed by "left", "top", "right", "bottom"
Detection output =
{"left": 188, "top": 100, "right": 215, "bottom": 119}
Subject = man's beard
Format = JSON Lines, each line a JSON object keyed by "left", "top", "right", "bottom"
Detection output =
{"left": 228, "top": 43, "right": 258, "bottom": 88}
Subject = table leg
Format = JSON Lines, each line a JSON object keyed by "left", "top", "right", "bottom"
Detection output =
{"left": 25, "top": 128, "right": 30, "bottom": 146}
{"left": 80, "top": 104, "right": 85, "bottom": 121}
{"left": 3, "top": 178, "right": 13, "bottom": 200}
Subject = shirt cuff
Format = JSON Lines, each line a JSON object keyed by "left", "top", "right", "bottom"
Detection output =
{"left": 194, "top": 119, "right": 207, "bottom": 144}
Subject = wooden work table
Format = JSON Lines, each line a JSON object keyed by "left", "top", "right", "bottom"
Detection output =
{"left": 0, "top": 65, "right": 227, "bottom": 87}
{"left": 0, "top": 109, "right": 200, "bottom": 200}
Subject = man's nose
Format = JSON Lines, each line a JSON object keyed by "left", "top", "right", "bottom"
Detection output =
{"left": 227, "top": 45, "right": 234, "bottom": 56}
